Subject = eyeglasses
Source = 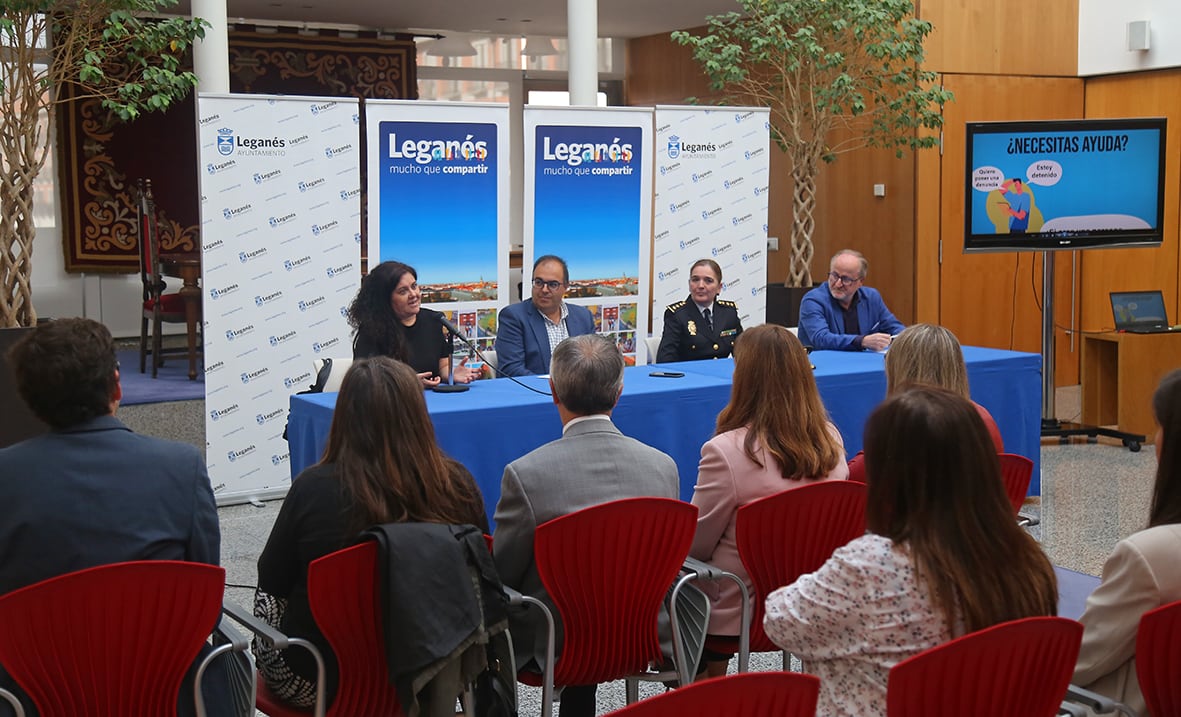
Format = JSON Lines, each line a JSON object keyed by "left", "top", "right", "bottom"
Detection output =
{"left": 532, "top": 278, "right": 564, "bottom": 291}
{"left": 828, "top": 271, "right": 861, "bottom": 286}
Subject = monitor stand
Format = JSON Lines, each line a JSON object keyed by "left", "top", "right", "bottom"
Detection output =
{"left": 1038, "top": 251, "right": 1144, "bottom": 452}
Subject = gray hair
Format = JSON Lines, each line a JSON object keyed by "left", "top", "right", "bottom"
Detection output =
{"left": 831, "top": 249, "right": 868, "bottom": 279}
{"left": 550, "top": 334, "right": 624, "bottom": 415}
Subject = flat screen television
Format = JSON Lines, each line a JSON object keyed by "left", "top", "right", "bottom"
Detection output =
{"left": 964, "top": 117, "right": 1166, "bottom": 253}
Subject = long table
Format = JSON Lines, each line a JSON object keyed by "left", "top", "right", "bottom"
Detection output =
{"left": 287, "top": 345, "right": 1041, "bottom": 527}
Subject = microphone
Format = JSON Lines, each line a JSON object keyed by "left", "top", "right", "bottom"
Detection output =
{"left": 436, "top": 312, "right": 551, "bottom": 396}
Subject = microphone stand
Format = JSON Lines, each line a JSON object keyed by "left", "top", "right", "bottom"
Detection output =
{"left": 436, "top": 313, "right": 552, "bottom": 396}
{"left": 432, "top": 328, "right": 470, "bottom": 393}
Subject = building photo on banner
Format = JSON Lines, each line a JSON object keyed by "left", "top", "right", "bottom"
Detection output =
{"left": 652, "top": 106, "right": 770, "bottom": 332}
{"left": 197, "top": 93, "right": 361, "bottom": 503}
{"left": 524, "top": 106, "right": 653, "bottom": 365}
{"left": 365, "top": 100, "right": 511, "bottom": 363}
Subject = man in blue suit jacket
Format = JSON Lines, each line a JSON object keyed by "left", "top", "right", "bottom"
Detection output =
{"left": 0, "top": 318, "right": 220, "bottom": 717}
{"left": 495, "top": 255, "right": 595, "bottom": 376}
{"left": 798, "top": 249, "right": 905, "bottom": 351}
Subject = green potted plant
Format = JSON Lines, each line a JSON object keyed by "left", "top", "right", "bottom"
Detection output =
{"left": 673, "top": 0, "right": 951, "bottom": 315}
{"left": 0, "top": 0, "right": 206, "bottom": 328}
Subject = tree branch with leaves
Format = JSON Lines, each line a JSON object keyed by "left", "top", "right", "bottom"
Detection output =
{"left": 673, "top": 0, "right": 952, "bottom": 287}
{"left": 0, "top": 0, "right": 207, "bottom": 327}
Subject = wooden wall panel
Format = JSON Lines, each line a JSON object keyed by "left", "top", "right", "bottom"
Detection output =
{"left": 937, "top": 74, "right": 1085, "bottom": 385}
{"left": 1081, "top": 70, "right": 1181, "bottom": 333}
{"left": 626, "top": 31, "right": 717, "bottom": 106}
{"left": 920, "top": 0, "right": 1078, "bottom": 77}
{"left": 915, "top": 96, "right": 944, "bottom": 323}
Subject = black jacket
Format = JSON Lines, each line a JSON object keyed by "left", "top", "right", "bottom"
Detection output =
{"left": 656, "top": 297, "right": 743, "bottom": 362}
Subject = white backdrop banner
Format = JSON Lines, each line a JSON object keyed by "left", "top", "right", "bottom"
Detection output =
{"left": 197, "top": 94, "right": 361, "bottom": 503}
{"left": 524, "top": 106, "right": 653, "bottom": 365}
{"left": 364, "top": 101, "right": 510, "bottom": 361}
{"left": 652, "top": 106, "right": 770, "bottom": 334}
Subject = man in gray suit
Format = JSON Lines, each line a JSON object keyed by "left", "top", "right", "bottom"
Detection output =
{"left": 0, "top": 318, "right": 221, "bottom": 717}
{"left": 492, "top": 334, "right": 679, "bottom": 717}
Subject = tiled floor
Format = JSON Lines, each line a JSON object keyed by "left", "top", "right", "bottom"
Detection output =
{"left": 120, "top": 383, "right": 1161, "bottom": 715}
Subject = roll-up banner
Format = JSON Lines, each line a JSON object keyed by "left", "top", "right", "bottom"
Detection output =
{"left": 197, "top": 94, "right": 361, "bottom": 504}
{"left": 524, "top": 106, "right": 653, "bottom": 365}
{"left": 652, "top": 106, "right": 770, "bottom": 333}
{"left": 365, "top": 101, "right": 510, "bottom": 363}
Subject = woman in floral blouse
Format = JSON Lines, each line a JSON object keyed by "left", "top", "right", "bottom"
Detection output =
{"left": 764, "top": 385, "right": 1057, "bottom": 717}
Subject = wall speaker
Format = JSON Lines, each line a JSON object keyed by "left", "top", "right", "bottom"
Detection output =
{"left": 1127, "top": 21, "right": 1151, "bottom": 52}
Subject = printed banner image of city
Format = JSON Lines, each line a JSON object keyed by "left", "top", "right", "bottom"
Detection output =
{"left": 588, "top": 303, "right": 637, "bottom": 365}
{"left": 533, "top": 124, "right": 642, "bottom": 298}
{"left": 378, "top": 120, "right": 500, "bottom": 302}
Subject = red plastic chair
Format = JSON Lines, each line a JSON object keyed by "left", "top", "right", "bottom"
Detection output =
{"left": 520, "top": 497, "right": 698, "bottom": 716}
{"left": 253, "top": 541, "right": 400, "bottom": 717}
{"left": 847, "top": 451, "right": 866, "bottom": 483}
{"left": 605, "top": 671, "right": 820, "bottom": 716}
{"left": 1137, "top": 598, "right": 1181, "bottom": 717}
{"left": 999, "top": 453, "right": 1034, "bottom": 514}
{"left": 887, "top": 616, "right": 1083, "bottom": 717}
{"left": 734, "top": 481, "right": 867, "bottom": 659}
{"left": 0, "top": 560, "right": 225, "bottom": 717}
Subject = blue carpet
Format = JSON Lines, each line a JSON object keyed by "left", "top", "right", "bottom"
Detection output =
{"left": 117, "top": 349, "right": 205, "bottom": 405}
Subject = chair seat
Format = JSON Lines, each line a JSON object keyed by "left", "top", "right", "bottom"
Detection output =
{"left": 256, "top": 682, "right": 313, "bottom": 717}
{"left": 143, "top": 292, "right": 187, "bottom": 315}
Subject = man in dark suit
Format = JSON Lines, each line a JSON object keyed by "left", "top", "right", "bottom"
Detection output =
{"left": 656, "top": 258, "right": 743, "bottom": 362}
{"left": 0, "top": 318, "right": 220, "bottom": 716}
{"left": 493, "top": 334, "right": 679, "bottom": 717}
{"left": 494, "top": 255, "right": 595, "bottom": 376}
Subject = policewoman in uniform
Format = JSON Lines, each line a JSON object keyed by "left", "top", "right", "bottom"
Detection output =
{"left": 656, "top": 258, "right": 743, "bottom": 362}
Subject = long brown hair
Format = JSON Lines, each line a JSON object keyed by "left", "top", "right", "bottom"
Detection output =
{"left": 321, "top": 356, "right": 483, "bottom": 531}
{"left": 716, "top": 324, "right": 843, "bottom": 478}
{"left": 864, "top": 386, "right": 1057, "bottom": 633}
{"left": 1149, "top": 368, "right": 1181, "bottom": 528}
{"left": 885, "top": 323, "right": 971, "bottom": 399}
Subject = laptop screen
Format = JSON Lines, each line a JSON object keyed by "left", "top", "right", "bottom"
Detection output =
{"left": 1110, "top": 291, "right": 1170, "bottom": 329}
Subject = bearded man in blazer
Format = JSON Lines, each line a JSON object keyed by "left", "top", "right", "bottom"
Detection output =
{"left": 492, "top": 334, "right": 678, "bottom": 717}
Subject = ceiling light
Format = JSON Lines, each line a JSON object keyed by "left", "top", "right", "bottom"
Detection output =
{"left": 424, "top": 34, "right": 478, "bottom": 57}
{"left": 522, "top": 36, "right": 558, "bottom": 57}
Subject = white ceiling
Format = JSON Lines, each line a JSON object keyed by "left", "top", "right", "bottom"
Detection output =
{"left": 180, "top": 0, "right": 739, "bottom": 39}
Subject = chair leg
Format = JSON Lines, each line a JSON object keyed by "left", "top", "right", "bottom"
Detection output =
{"left": 139, "top": 315, "right": 149, "bottom": 374}
{"left": 152, "top": 310, "right": 163, "bottom": 379}
{"left": 624, "top": 678, "right": 639, "bottom": 704}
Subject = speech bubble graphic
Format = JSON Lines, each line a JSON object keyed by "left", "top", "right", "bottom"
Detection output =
{"left": 1027, "top": 160, "right": 1062, "bottom": 186}
{"left": 972, "top": 165, "right": 1003, "bottom": 192}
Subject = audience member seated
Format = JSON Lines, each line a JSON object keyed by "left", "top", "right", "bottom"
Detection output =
{"left": 0, "top": 317, "right": 221, "bottom": 717}
{"left": 688, "top": 324, "right": 847, "bottom": 677}
{"left": 492, "top": 334, "right": 678, "bottom": 716}
{"left": 797, "top": 249, "right": 904, "bottom": 352}
{"left": 764, "top": 386, "right": 1057, "bottom": 717}
{"left": 347, "top": 260, "right": 480, "bottom": 389}
{"left": 494, "top": 255, "right": 595, "bottom": 376}
{"left": 656, "top": 258, "right": 743, "bottom": 362}
{"left": 1074, "top": 368, "right": 1181, "bottom": 715}
{"left": 254, "top": 357, "right": 487, "bottom": 709}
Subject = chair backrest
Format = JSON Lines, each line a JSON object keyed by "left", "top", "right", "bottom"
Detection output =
{"left": 736, "top": 481, "right": 867, "bottom": 653}
{"left": 605, "top": 671, "right": 820, "bottom": 716}
{"left": 534, "top": 497, "right": 698, "bottom": 686}
{"left": 886, "top": 616, "right": 1082, "bottom": 717}
{"left": 644, "top": 336, "right": 661, "bottom": 359}
{"left": 846, "top": 451, "right": 866, "bottom": 484}
{"left": 311, "top": 357, "right": 355, "bottom": 393}
{"left": 0, "top": 560, "right": 224, "bottom": 716}
{"left": 1136, "top": 598, "right": 1181, "bottom": 717}
{"left": 998, "top": 453, "right": 1034, "bottom": 514}
{"left": 136, "top": 179, "right": 162, "bottom": 295}
{"left": 306, "top": 541, "right": 401, "bottom": 716}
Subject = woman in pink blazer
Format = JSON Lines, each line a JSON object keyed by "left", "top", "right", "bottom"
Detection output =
{"left": 1074, "top": 368, "right": 1181, "bottom": 715}
{"left": 688, "top": 324, "right": 848, "bottom": 677}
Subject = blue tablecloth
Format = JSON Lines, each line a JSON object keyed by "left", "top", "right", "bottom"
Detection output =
{"left": 287, "top": 345, "right": 1041, "bottom": 528}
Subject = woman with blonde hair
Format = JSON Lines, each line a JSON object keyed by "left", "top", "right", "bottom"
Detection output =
{"left": 689, "top": 323, "right": 847, "bottom": 676}
{"left": 885, "top": 323, "right": 1003, "bottom": 450}
{"left": 253, "top": 357, "right": 487, "bottom": 708}
{"left": 765, "top": 386, "right": 1057, "bottom": 717}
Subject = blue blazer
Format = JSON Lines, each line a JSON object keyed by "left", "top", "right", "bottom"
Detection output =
{"left": 797, "top": 284, "right": 905, "bottom": 351}
{"left": 494, "top": 300, "right": 596, "bottom": 376}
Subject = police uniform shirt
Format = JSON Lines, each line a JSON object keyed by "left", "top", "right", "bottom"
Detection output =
{"left": 655, "top": 296, "right": 743, "bottom": 362}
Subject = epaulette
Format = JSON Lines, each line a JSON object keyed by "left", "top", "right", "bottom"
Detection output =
{"left": 667, "top": 300, "right": 687, "bottom": 311}
{"left": 717, "top": 299, "right": 738, "bottom": 308}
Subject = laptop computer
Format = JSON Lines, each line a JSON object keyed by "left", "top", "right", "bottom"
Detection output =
{"left": 1110, "top": 290, "right": 1180, "bottom": 333}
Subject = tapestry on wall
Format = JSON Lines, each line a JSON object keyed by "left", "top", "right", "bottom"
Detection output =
{"left": 56, "top": 28, "right": 417, "bottom": 272}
